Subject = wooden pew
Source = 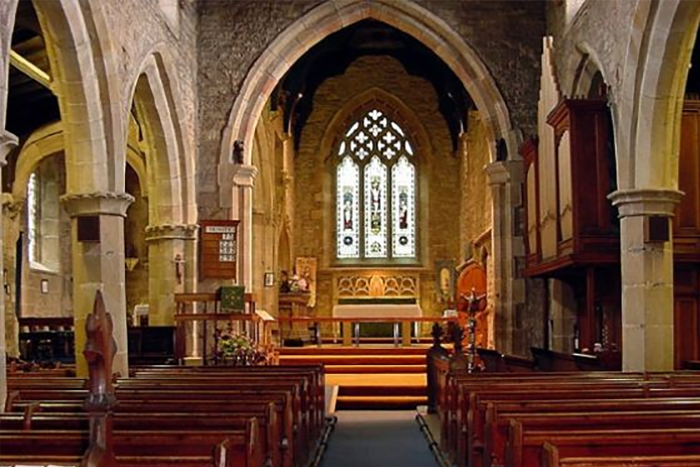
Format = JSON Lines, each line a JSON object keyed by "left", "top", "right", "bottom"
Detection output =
{"left": 489, "top": 410, "right": 700, "bottom": 467}
{"left": 511, "top": 428, "right": 700, "bottom": 467}
{"left": 1, "top": 411, "right": 277, "bottom": 467}
{"left": 0, "top": 421, "right": 263, "bottom": 467}
{"left": 443, "top": 373, "right": 700, "bottom": 467}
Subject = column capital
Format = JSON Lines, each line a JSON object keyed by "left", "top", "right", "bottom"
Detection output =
{"left": 485, "top": 160, "right": 524, "bottom": 186}
{"left": 232, "top": 164, "right": 258, "bottom": 188}
{"left": 145, "top": 223, "right": 199, "bottom": 242}
{"left": 1, "top": 193, "right": 24, "bottom": 219}
{"left": 608, "top": 188, "right": 684, "bottom": 218}
{"left": 0, "top": 129, "right": 19, "bottom": 166}
{"left": 61, "top": 191, "right": 135, "bottom": 218}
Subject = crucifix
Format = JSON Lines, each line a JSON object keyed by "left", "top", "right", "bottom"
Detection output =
{"left": 460, "top": 287, "right": 486, "bottom": 373}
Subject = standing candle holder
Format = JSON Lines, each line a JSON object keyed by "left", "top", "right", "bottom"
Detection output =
{"left": 460, "top": 287, "right": 487, "bottom": 373}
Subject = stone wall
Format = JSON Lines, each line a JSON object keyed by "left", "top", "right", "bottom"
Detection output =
{"left": 293, "top": 55, "right": 461, "bottom": 322}
{"left": 197, "top": 0, "right": 320, "bottom": 218}
{"left": 460, "top": 110, "right": 495, "bottom": 346}
{"left": 197, "top": 0, "right": 545, "bottom": 214}
{"left": 125, "top": 165, "right": 149, "bottom": 321}
{"left": 417, "top": 0, "right": 546, "bottom": 138}
{"left": 546, "top": 0, "right": 636, "bottom": 98}
{"left": 98, "top": 0, "right": 199, "bottom": 178}
{"left": 20, "top": 155, "right": 71, "bottom": 318}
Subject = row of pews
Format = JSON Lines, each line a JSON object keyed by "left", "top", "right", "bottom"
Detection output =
{"left": 1, "top": 292, "right": 328, "bottom": 467}
{"left": 433, "top": 356, "right": 700, "bottom": 467}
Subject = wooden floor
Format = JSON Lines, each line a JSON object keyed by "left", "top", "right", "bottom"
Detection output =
{"left": 279, "top": 344, "right": 430, "bottom": 410}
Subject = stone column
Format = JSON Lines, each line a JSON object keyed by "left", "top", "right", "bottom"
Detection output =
{"left": 61, "top": 192, "right": 134, "bottom": 378}
{"left": 486, "top": 160, "right": 526, "bottom": 355}
{"left": 145, "top": 224, "right": 198, "bottom": 325}
{"left": 232, "top": 165, "right": 258, "bottom": 292}
{"left": 609, "top": 188, "right": 683, "bottom": 372}
{"left": 0, "top": 129, "right": 18, "bottom": 411}
{"left": 2, "top": 194, "right": 23, "bottom": 359}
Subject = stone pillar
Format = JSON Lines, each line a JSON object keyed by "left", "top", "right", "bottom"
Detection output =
{"left": 2, "top": 194, "right": 23, "bottom": 359}
{"left": 145, "top": 224, "right": 198, "bottom": 325}
{"left": 61, "top": 192, "right": 134, "bottom": 378}
{"left": 0, "top": 129, "right": 18, "bottom": 411}
{"left": 486, "top": 160, "right": 526, "bottom": 355}
{"left": 232, "top": 165, "right": 258, "bottom": 292}
{"left": 609, "top": 188, "right": 683, "bottom": 372}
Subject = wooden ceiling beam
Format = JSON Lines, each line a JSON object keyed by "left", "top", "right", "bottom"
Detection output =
{"left": 10, "top": 49, "right": 53, "bottom": 93}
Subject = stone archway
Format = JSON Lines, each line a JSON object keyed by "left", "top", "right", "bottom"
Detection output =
{"left": 126, "top": 53, "right": 197, "bottom": 326}
{"left": 609, "top": 0, "right": 700, "bottom": 371}
{"left": 218, "top": 0, "right": 524, "bottom": 347}
{"left": 219, "top": 0, "right": 515, "bottom": 173}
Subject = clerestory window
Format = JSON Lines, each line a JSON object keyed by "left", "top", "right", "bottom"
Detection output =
{"left": 335, "top": 108, "right": 417, "bottom": 260}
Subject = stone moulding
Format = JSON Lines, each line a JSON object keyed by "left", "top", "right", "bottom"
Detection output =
{"left": 0, "top": 130, "right": 19, "bottom": 166}
{"left": 145, "top": 223, "right": 199, "bottom": 242}
{"left": 60, "top": 191, "right": 135, "bottom": 218}
{"left": 608, "top": 188, "right": 685, "bottom": 218}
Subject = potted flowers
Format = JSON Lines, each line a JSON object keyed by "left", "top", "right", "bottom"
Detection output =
{"left": 215, "top": 330, "right": 273, "bottom": 366}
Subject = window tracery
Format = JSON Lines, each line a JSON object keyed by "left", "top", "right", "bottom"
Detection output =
{"left": 335, "top": 108, "right": 417, "bottom": 260}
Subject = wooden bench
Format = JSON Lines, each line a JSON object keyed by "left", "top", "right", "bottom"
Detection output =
{"left": 0, "top": 422, "right": 263, "bottom": 467}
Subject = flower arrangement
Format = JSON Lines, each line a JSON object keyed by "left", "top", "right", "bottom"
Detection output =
{"left": 215, "top": 330, "right": 273, "bottom": 366}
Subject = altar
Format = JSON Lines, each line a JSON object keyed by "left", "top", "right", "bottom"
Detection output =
{"left": 332, "top": 302, "right": 423, "bottom": 346}
{"left": 330, "top": 269, "right": 424, "bottom": 346}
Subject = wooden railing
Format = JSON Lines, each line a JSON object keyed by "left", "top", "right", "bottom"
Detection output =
{"left": 173, "top": 293, "right": 273, "bottom": 365}
{"left": 275, "top": 316, "right": 457, "bottom": 347}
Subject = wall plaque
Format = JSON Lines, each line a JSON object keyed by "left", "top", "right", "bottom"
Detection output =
{"left": 199, "top": 220, "right": 239, "bottom": 280}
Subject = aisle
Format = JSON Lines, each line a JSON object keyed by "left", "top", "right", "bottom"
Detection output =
{"left": 321, "top": 411, "right": 439, "bottom": 467}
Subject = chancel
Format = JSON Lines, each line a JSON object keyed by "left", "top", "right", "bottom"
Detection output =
{"left": 3, "top": 1, "right": 700, "bottom": 466}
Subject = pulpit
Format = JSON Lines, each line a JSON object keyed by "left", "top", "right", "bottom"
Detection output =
{"left": 278, "top": 293, "right": 312, "bottom": 345}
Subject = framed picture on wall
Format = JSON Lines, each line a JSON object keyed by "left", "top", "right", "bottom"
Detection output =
{"left": 264, "top": 272, "right": 275, "bottom": 288}
{"left": 435, "top": 259, "right": 456, "bottom": 303}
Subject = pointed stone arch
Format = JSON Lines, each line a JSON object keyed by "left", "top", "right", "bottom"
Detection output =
{"left": 616, "top": 0, "right": 700, "bottom": 190}
{"left": 128, "top": 54, "right": 185, "bottom": 226}
{"left": 218, "top": 0, "right": 516, "bottom": 202}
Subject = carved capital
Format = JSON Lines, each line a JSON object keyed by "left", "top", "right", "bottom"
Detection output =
{"left": 1, "top": 193, "right": 24, "bottom": 219}
{"left": 232, "top": 164, "right": 258, "bottom": 188}
{"left": 608, "top": 188, "right": 684, "bottom": 218}
{"left": 0, "top": 129, "right": 19, "bottom": 166}
{"left": 145, "top": 223, "right": 199, "bottom": 242}
{"left": 485, "top": 160, "right": 524, "bottom": 186}
{"left": 61, "top": 192, "right": 135, "bottom": 218}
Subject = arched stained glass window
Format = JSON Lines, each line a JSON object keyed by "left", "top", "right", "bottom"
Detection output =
{"left": 336, "top": 108, "right": 417, "bottom": 260}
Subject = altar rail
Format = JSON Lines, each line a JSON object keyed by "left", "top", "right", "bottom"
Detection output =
{"left": 276, "top": 316, "right": 457, "bottom": 347}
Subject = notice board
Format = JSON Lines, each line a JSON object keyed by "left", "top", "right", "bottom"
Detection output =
{"left": 199, "top": 220, "right": 239, "bottom": 280}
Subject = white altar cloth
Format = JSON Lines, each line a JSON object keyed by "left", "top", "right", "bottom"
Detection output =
{"left": 332, "top": 304, "right": 422, "bottom": 319}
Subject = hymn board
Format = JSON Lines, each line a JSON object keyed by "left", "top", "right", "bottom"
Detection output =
{"left": 199, "top": 220, "right": 239, "bottom": 280}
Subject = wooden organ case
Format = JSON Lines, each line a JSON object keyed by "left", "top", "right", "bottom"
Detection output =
{"left": 674, "top": 99, "right": 700, "bottom": 368}
{"left": 523, "top": 98, "right": 621, "bottom": 354}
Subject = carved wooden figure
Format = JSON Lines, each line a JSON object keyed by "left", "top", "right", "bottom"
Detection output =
{"left": 82, "top": 290, "right": 118, "bottom": 467}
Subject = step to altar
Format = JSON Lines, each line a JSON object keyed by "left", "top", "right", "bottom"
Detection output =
{"left": 277, "top": 344, "right": 428, "bottom": 410}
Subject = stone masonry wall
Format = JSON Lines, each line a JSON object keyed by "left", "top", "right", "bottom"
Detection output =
{"left": 197, "top": 0, "right": 545, "bottom": 216}
{"left": 546, "top": 0, "right": 637, "bottom": 99}
{"left": 294, "top": 55, "right": 462, "bottom": 321}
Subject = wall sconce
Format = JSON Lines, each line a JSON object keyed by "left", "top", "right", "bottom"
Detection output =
{"left": 125, "top": 257, "right": 140, "bottom": 272}
{"left": 3, "top": 268, "right": 9, "bottom": 296}
{"left": 174, "top": 254, "right": 185, "bottom": 285}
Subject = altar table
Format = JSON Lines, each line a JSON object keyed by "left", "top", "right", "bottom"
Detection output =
{"left": 332, "top": 304, "right": 423, "bottom": 346}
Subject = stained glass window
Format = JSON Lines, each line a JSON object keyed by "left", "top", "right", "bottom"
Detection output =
{"left": 27, "top": 172, "right": 39, "bottom": 264}
{"left": 335, "top": 108, "right": 417, "bottom": 260}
